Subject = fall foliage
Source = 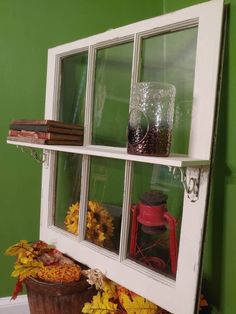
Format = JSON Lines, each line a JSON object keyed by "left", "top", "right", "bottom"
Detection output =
{"left": 82, "top": 277, "right": 163, "bottom": 314}
{"left": 4, "top": 240, "right": 79, "bottom": 299}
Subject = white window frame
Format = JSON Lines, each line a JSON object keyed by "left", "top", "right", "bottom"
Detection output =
{"left": 8, "top": 1, "right": 224, "bottom": 313}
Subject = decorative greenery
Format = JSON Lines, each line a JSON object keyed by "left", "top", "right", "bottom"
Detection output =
{"left": 64, "top": 201, "right": 114, "bottom": 246}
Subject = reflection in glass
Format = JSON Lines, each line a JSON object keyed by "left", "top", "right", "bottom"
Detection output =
{"left": 128, "top": 162, "right": 184, "bottom": 279}
{"left": 86, "top": 156, "right": 125, "bottom": 252}
{"left": 59, "top": 52, "right": 88, "bottom": 125}
{"left": 54, "top": 152, "right": 82, "bottom": 232}
{"left": 92, "top": 42, "right": 133, "bottom": 147}
{"left": 140, "top": 28, "right": 198, "bottom": 154}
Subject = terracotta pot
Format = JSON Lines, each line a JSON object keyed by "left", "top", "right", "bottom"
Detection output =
{"left": 25, "top": 276, "right": 96, "bottom": 314}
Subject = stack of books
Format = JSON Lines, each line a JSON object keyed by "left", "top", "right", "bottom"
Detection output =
{"left": 7, "top": 119, "right": 84, "bottom": 145}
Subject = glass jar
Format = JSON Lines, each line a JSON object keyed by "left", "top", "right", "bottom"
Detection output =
{"left": 127, "top": 82, "right": 176, "bottom": 157}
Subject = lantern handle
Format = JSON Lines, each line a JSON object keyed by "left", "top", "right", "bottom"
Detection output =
{"left": 129, "top": 205, "right": 139, "bottom": 257}
{"left": 164, "top": 211, "right": 178, "bottom": 276}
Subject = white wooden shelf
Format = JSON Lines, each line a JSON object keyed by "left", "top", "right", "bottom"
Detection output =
{"left": 7, "top": 140, "right": 210, "bottom": 168}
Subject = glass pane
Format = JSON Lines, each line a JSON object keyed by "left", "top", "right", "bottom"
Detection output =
{"left": 86, "top": 156, "right": 125, "bottom": 252}
{"left": 128, "top": 162, "right": 184, "bottom": 279}
{"left": 59, "top": 52, "right": 88, "bottom": 125}
{"left": 92, "top": 42, "right": 133, "bottom": 147}
{"left": 140, "top": 27, "right": 198, "bottom": 154}
{"left": 54, "top": 152, "right": 82, "bottom": 234}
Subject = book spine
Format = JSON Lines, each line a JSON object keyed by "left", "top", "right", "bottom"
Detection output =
{"left": 10, "top": 124, "right": 50, "bottom": 132}
{"left": 10, "top": 119, "right": 83, "bottom": 130}
{"left": 7, "top": 136, "right": 83, "bottom": 146}
{"left": 8, "top": 129, "right": 83, "bottom": 141}
{"left": 45, "top": 140, "right": 83, "bottom": 145}
{"left": 9, "top": 124, "right": 84, "bottom": 135}
{"left": 8, "top": 129, "right": 50, "bottom": 139}
{"left": 7, "top": 136, "right": 45, "bottom": 144}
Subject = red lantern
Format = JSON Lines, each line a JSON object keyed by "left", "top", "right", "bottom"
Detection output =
{"left": 129, "top": 191, "right": 178, "bottom": 276}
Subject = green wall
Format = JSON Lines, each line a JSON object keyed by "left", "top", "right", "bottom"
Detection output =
{"left": 0, "top": 1, "right": 235, "bottom": 313}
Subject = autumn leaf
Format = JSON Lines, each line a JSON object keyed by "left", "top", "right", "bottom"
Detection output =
{"left": 11, "top": 278, "right": 24, "bottom": 300}
{"left": 82, "top": 291, "right": 118, "bottom": 314}
{"left": 5, "top": 240, "right": 33, "bottom": 256}
{"left": 103, "top": 280, "right": 117, "bottom": 300}
{"left": 118, "top": 288, "right": 158, "bottom": 314}
{"left": 11, "top": 260, "right": 44, "bottom": 280}
{"left": 82, "top": 279, "right": 158, "bottom": 314}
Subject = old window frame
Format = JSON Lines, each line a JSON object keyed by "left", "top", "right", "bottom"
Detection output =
{"left": 8, "top": 1, "right": 224, "bottom": 313}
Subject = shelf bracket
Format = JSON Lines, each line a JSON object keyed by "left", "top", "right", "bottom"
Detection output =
{"left": 169, "top": 166, "right": 201, "bottom": 202}
{"left": 17, "top": 145, "right": 48, "bottom": 165}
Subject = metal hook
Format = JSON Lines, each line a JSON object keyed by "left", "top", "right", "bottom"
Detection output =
{"left": 170, "top": 167, "right": 200, "bottom": 202}
{"left": 17, "top": 145, "right": 47, "bottom": 164}
{"left": 30, "top": 149, "right": 47, "bottom": 163}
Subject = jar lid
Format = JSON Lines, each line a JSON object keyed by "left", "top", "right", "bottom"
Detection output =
{"left": 140, "top": 191, "right": 168, "bottom": 205}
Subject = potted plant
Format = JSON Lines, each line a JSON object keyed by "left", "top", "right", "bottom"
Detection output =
{"left": 5, "top": 240, "right": 96, "bottom": 314}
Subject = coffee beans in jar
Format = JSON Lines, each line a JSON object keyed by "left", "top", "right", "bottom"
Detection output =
{"left": 128, "top": 123, "right": 172, "bottom": 157}
{"left": 127, "top": 82, "right": 176, "bottom": 157}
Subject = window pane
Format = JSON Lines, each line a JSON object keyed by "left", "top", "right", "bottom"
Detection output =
{"left": 54, "top": 152, "right": 82, "bottom": 234}
{"left": 92, "top": 42, "right": 133, "bottom": 147}
{"left": 86, "top": 156, "right": 125, "bottom": 252}
{"left": 59, "top": 52, "right": 88, "bottom": 125}
{"left": 128, "top": 162, "right": 184, "bottom": 279}
{"left": 140, "top": 28, "right": 198, "bottom": 154}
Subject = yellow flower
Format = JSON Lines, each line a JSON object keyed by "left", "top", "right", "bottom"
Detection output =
{"left": 64, "top": 201, "right": 114, "bottom": 247}
{"left": 64, "top": 202, "right": 80, "bottom": 235}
